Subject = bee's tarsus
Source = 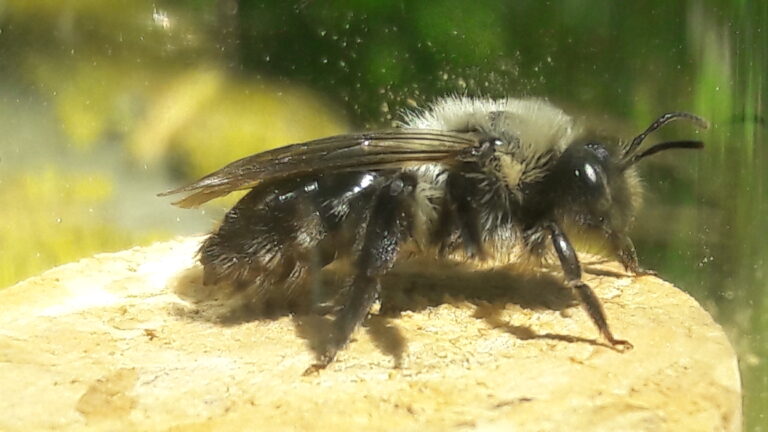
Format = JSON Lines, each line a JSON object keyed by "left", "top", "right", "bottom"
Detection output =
{"left": 608, "top": 338, "right": 634, "bottom": 352}
{"left": 302, "top": 363, "right": 327, "bottom": 376}
{"left": 632, "top": 267, "right": 658, "bottom": 277}
{"left": 611, "top": 234, "right": 660, "bottom": 277}
{"left": 549, "top": 223, "right": 630, "bottom": 350}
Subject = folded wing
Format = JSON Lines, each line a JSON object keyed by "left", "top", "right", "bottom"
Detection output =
{"left": 159, "top": 129, "right": 478, "bottom": 208}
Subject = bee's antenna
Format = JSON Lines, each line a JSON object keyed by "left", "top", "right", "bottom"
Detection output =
{"left": 621, "top": 140, "right": 704, "bottom": 168}
{"left": 621, "top": 112, "right": 709, "bottom": 162}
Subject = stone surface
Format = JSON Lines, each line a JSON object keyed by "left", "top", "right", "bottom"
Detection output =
{"left": 0, "top": 238, "right": 741, "bottom": 431}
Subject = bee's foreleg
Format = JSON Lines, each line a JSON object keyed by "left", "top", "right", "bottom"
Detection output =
{"left": 547, "top": 222, "right": 633, "bottom": 351}
{"left": 610, "top": 232, "right": 658, "bottom": 276}
{"left": 306, "top": 175, "right": 415, "bottom": 373}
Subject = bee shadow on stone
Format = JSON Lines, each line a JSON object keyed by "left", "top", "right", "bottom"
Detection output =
{"left": 168, "top": 258, "right": 610, "bottom": 365}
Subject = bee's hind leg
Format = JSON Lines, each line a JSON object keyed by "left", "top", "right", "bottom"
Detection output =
{"left": 546, "top": 222, "right": 633, "bottom": 351}
{"left": 304, "top": 175, "right": 416, "bottom": 374}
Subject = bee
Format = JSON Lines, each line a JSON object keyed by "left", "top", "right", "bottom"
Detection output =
{"left": 161, "top": 96, "right": 707, "bottom": 370}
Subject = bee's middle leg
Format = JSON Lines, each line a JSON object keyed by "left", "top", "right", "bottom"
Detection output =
{"left": 547, "top": 222, "right": 633, "bottom": 351}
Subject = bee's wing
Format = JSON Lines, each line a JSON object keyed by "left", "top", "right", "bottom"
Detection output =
{"left": 159, "top": 129, "right": 477, "bottom": 208}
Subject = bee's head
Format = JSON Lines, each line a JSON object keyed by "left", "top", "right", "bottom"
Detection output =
{"left": 546, "top": 112, "right": 708, "bottom": 234}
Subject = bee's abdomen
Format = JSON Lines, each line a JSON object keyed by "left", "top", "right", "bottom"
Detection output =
{"left": 199, "top": 172, "right": 383, "bottom": 292}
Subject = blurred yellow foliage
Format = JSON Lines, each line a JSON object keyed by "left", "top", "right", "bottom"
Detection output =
{"left": 27, "top": 59, "right": 150, "bottom": 150}
{"left": 53, "top": 66, "right": 129, "bottom": 148}
{"left": 0, "top": 167, "right": 162, "bottom": 288}
{"left": 1, "top": 0, "right": 345, "bottom": 287}
{"left": 7, "top": 0, "right": 129, "bottom": 15}
{"left": 128, "top": 68, "right": 349, "bottom": 178}
{"left": 129, "top": 68, "right": 226, "bottom": 163}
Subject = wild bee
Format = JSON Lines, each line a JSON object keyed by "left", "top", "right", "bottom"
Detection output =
{"left": 161, "top": 96, "right": 707, "bottom": 370}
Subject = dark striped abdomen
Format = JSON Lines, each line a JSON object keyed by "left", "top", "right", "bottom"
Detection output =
{"left": 199, "top": 171, "right": 384, "bottom": 297}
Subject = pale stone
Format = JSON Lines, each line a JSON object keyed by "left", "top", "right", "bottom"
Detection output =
{"left": 0, "top": 238, "right": 741, "bottom": 431}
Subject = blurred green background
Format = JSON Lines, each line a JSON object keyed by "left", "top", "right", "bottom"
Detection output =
{"left": 0, "top": 0, "right": 764, "bottom": 428}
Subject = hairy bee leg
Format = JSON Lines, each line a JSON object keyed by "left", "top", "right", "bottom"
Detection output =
{"left": 611, "top": 233, "right": 658, "bottom": 276}
{"left": 547, "top": 223, "right": 633, "bottom": 351}
{"left": 307, "top": 176, "right": 414, "bottom": 372}
{"left": 307, "top": 274, "right": 380, "bottom": 372}
{"left": 436, "top": 171, "right": 486, "bottom": 258}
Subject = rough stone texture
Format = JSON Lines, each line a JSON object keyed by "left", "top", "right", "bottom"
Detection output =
{"left": 0, "top": 238, "right": 741, "bottom": 431}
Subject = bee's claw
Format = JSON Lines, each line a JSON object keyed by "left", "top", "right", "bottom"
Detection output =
{"left": 608, "top": 338, "right": 634, "bottom": 352}
{"left": 302, "top": 363, "right": 326, "bottom": 376}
